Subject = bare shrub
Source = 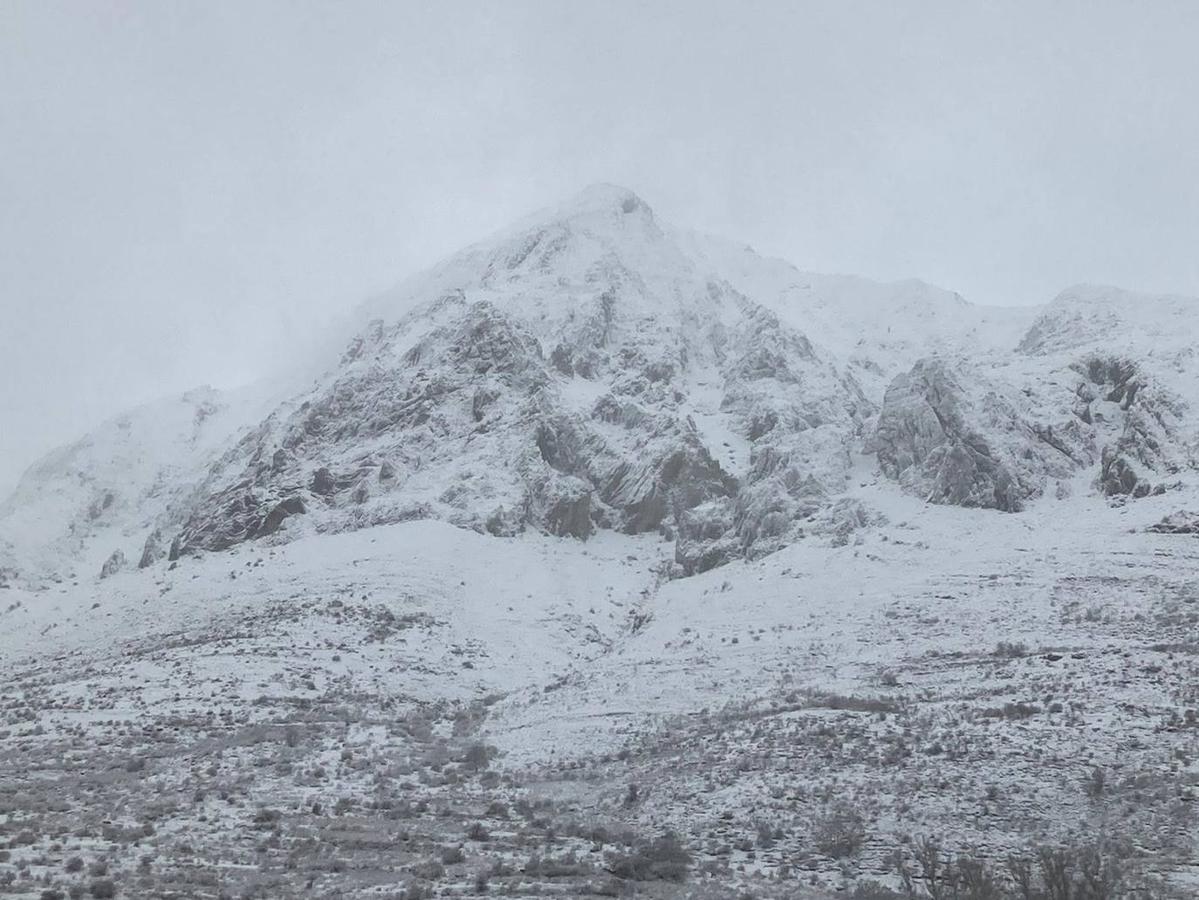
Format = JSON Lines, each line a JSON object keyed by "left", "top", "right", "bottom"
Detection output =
{"left": 813, "top": 802, "right": 867, "bottom": 858}
{"left": 994, "top": 641, "right": 1029, "bottom": 658}
{"left": 605, "top": 831, "right": 691, "bottom": 882}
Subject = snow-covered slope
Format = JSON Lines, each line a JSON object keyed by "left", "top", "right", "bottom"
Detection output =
{"left": 3, "top": 184, "right": 1199, "bottom": 897}
{"left": 0, "top": 384, "right": 279, "bottom": 586}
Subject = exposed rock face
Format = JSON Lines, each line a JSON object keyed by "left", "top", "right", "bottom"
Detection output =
{"left": 875, "top": 345, "right": 1195, "bottom": 511}
{"left": 138, "top": 530, "right": 163, "bottom": 569}
{"left": 1016, "top": 290, "right": 1198, "bottom": 501}
{"left": 532, "top": 476, "right": 593, "bottom": 539}
{"left": 675, "top": 501, "right": 739, "bottom": 574}
{"left": 1069, "top": 355, "right": 1190, "bottom": 499}
{"left": 99, "top": 549, "right": 126, "bottom": 579}
{"left": 876, "top": 360, "right": 1026, "bottom": 510}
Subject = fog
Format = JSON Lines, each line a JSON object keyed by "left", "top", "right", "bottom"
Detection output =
{"left": 2, "top": 1, "right": 1197, "bottom": 493}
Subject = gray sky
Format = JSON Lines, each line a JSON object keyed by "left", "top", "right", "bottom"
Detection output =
{"left": 2, "top": 1, "right": 1198, "bottom": 494}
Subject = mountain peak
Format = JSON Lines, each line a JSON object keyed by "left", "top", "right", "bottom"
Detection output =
{"left": 563, "top": 182, "right": 651, "bottom": 216}
{"left": 519, "top": 183, "right": 656, "bottom": 235}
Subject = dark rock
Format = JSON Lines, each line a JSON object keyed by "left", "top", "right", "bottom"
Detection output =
{"left": 87, "top": 491, "right": 116, "bottom": 521}
{"left": 1148, "top": 511, "right": 1199, "bottom": 535}
{"left": 875, "top": 359, "right": 1023, "bottom": 511}
{"left": 138, "top": 530, "right": 163, "bottom": 569}
{"left": 549, "top": 344, "right": 574, "bottom": 376}
{"left": 99, "top": 550, "right": 126, "bottom": 579}
{"left": 1099, "top": 447, "right": 1140, "bottom": 496}
{"left": 311, "top": 467, "right": 336, "bottom": 496}
{"left": 258, "top": 497, "right": 306, "bottom": 538}
{"left": 541, "top": 482, "right": 593, "bottom": 539}
{"left": 675, "top": 501, "right": 739, "bottom": 574}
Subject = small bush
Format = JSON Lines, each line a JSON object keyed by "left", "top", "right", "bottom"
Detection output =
{"left": 1083, "top": 766, "right": 1106, "bottom": 799}
{"left": 994, "top": 641, "right": 1028, "bottom": 658}
{"left": 410, "top": 859, "right": 444, "bottom": 881}
{"left": 462, "top": 743, "right": 493, "bottom": 771}
{"left": 89, "top": 881, "right": 116, "bottom": 899}
{"left": 606, "top": 831, "right": 690, "bottom": 882}
{"left": 812, "top": 803, "right": 866, "bottom": 858}
{"left": 898, "top": 836, "right": 1127, "bottom": 900}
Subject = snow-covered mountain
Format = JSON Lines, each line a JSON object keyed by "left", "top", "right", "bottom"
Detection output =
{"left": 3, "top": 185, "right": 1195, "bottom": 587}
{"left": 3, "top": 186, "right": 1199, "bottom": 898}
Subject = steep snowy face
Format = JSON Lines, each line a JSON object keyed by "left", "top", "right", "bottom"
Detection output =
{"left": 869, "top": 284, "right": 1198, "bottom": 512}
{"left": 156, "top": 186, "right": 872, "bottom": 575}
{"left": 673, "top": 229, "right": 1042, "bottom": 397}
{"left": 1017, "top": 284, "right": 1199, "bottom": 361}
{"left": 1013, "top": 286, "right": 1198, "bottom": 497}
{"left": 0, "top": 387, "right": 275, "bottom": 585}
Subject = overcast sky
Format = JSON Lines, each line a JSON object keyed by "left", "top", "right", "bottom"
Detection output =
{"left": 2, "top": 1, "right": 1198, "bottom": 494}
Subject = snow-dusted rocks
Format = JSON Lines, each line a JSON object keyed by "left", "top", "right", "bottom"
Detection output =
{"left": 1147, "top": 509, "right": 1199, "bottom": 534}
{"left": 1071, "top": 355, "right": 1189, "bottom": 498}
{"left": 98, "top": 548, "right": 125, "bottom": 578}
{"left": 875, "top": 359, "right": 1036, "bottom": 510}
{"left": 875, "top": 341, "right": 1195, "bottom": 512}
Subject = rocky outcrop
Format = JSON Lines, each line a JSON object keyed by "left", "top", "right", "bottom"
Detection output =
{"left": 874, "top": 350, "right": 1193, "bottom": 511}
{"left": 99, "top": 549, "right": 126, "bottom": 579}
{"left": 529, "top": 475, "right": 593, "bottom": 539}
{"left": 138, "top": 530, "right": 163, "bottom": 568}
{"left": 174, "top": 482, "right": 308, "bottom": 555}
{"left": 1070, "top": 355, "right": 1191, "bottom": 500}
{"left": 875, "top": 360, "right": 1027, "bottom": 510}
{"left": 675, "top": 501, "right": 739, "bottom": 575}
{"left": 1148, "top": 511, "right": 1199, "bottom": 535}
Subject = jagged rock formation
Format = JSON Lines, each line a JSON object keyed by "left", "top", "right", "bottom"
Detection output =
{"left": 874, "top": 359, "right": 1056, "bottom": 510}
{"left": 162, "top": 189, "right": 873, "bottom": 574}
{"left": 872, "top": 298, "right": 1197, "bottom": 509}
{"left": 1148, "top": 511, "right": 1199, "bottom": 535}
{"left": 99, "top": 549, "right": 125, "bottom": 579}
{"left": 1068, "top": 355, "right": 1188, "bottom": 498}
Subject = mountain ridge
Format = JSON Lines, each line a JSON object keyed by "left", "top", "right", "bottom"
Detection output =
{"left": 2, "top": 185, "right": 1197, "bottom": 587}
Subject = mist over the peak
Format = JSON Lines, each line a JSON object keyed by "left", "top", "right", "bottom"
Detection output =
{"left": 3, "top": 1, "right": 1198, "bottom": 492}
